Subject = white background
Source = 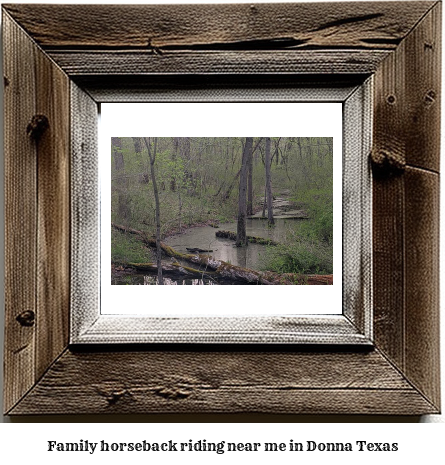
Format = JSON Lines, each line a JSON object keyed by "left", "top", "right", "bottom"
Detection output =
{"left": 101, "top": 102, "right": 342, "bottom": 315}
{"left": 0, "top": 0, "right": 444, "bottom": 462}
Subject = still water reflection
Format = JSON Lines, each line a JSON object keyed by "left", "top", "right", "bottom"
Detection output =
{"left": 164, "top": 218, "right": 305, "bottom": 270}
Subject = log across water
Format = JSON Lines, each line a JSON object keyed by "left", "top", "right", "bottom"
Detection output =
{"left": 215, "top": 229, "right": 278, "bottom": 246}
{"left": 111, "top": 223, "right": 332, "bottom": 285}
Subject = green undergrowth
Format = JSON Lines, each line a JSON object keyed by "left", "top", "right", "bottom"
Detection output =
{"left": 260, "top": 185, "right": 334, "bottom": 275}
{"left": 111, "top": 229, "right": 155, "bottom": 264}
{"left": 259, "top": 215, "right": 333, "bottom": 275}
{"left": 260, "top": 236, "right": 333, "bottom": 275}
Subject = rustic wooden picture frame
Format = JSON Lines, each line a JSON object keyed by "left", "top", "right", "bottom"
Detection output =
{"left": 3, "top": 2, "right": 441, "bottom": 415}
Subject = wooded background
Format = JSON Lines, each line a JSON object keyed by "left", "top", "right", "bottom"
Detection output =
{"left": 111, "top": 136, "right": 333, "bottom": 281}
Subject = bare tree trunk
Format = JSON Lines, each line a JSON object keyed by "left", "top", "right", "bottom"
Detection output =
{"left": 143, "top": 137, "right": 164, "bottom": 285}
{"left": 236, "top": 137, "right": 253, "bottom": 247}
{"left": 273, "top": 137, "right": 281, "bottom": 166}
{"left": 132, "top": 136, "right": 142, "bottom": 154}
{"left": 178, "top": 188, "right": 183, "bottom": 232}
{"left": 132, "top": 137, "right": 149, "bottom": 184}
{"left": 111, "top": 137, "right": 129, "bottom": 223}
{"left": 262, "top": 186, "right": 267, "bottom": 218}
{"left": 171, "top": 137, "right": 179, "bottom": 191}
{"left": 246, "top": 137, "right": 264, "bottom": 214}
{"left": 265, "top": 137, "right": 275, "bottom": 225}
{"left": 221, "top": 167, "right": 241, "bottom": 200}
{"left": 247, "top": 143, "right": 253, "bottom": 216}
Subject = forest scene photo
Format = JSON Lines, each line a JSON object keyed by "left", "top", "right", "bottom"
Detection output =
{"left": 111, "top": 137, "right": 333, "bottom": 285}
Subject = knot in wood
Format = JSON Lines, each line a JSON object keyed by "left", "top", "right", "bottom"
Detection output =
{"left": 370, "top": 149, "right": 405, "bottom": 177}
{"left": 27, "top": 114, "right": 49, "bottom": 140}
{"left": 16, "top": 310, "right": 35, "bottom": 327}
{"left": 154, "top": 386, "right": 191, "bottom": 400}
{"left": 96, "top": 386, "right": 129, "bottom": 405}
{"left": 105, "top": 390, "right": 128, "bottom": 405}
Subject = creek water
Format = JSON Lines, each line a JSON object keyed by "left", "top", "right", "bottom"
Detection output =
{"left": 165, "top": 218, "right": 303, "bottom": 271}
{"left": 112, "top": 218, "right": 307, "bottom": 285}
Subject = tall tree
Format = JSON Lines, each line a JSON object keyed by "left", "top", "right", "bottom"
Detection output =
{"left": 171, "top": 137, "right": 180, "bottom": 191}
{"left": 173, "top": 137, "right": 184, "bottom": 231}
{"left": 247, "top": 142, "right": 254, "bottom": 216}
{"left": 265, "top": 137, "right": 275, "bottom": 225}
{"left": 143, "top": 137, "right": 164, "bottom": 285}
{"left": 111, "top": 137, "right": 129, "bottom": 222}
{"left": 247, "top": 137, "right": 263, "bottom": 216}
{"left": 132, "top": 136, "right": 142, "bottom": 154}
{"left": 236, "top": 137, "right": 253, "bottom": 247}
{"left": 132, "top": 136, "right": 149, "bottom": 184}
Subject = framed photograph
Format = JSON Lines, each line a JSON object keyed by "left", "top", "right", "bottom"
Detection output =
{"left": 3, "top": 2, "right": 440, "bottom": 415}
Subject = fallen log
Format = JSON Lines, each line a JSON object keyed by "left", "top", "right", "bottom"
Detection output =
{"left": 306, "top": 274, "right": 333, "bottom": 285}
{"left": 216, "top": 229, "right": 278, "bottom": 246}
{"left": 127, "top": 262, "right": 217, "bottom": 278}
{"left": 261, "top": 272, "right": 333, "bottom": 285}
{"left": 186, "top": 247, "right": 213, "bottom": 253}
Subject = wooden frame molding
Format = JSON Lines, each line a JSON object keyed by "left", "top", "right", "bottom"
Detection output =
{"left": 70, "top": 82, "right": 373, "bottom": 346}
{"left": 3, "top": 2, "right": 441, "bottom": 415}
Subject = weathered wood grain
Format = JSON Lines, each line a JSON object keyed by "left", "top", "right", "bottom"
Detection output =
{"left": 343, "top": 81, "right": 373, "bottom": 337}
{"left": 2, "top": 2, "right": 435, "bottom": 50}
{"left": 372, "top": 12, "right": 416, "bottom": 370}
{"left": 70, "top": 83, "right": 100, "bottom": 342}
{"left": 3, "top": 12, "right": 37, "bottom": 414}
{"left": 47, "top": 50, "right": 391, "bottom": 77}
{"left": 35, "top": 44, "right": 71, "bottom": 380}
{"left": 3, "top": 11, "right": 71, "bottom": 413}
{"left": 372, "top": 173, "right": 405, "bottom": 371}
{"left": 9, "top": 349, "right": 437, "bottom": 415}
{"left": 371, "top": 3, "right": 441, "bottom": 412}
{"left": 404, "top": 167, "right": 440, "bottom": 409}
{"left": 79, "top": 75, "right": 363, "bottom": 104}
{"left": 372, "top": 1, "right": 440, "bottom": 173}
{"left": 76, "top": 315, "right": 369, "bottom": 346}
{"left": 404, "top": 2, "right": 441, "bottom": 172}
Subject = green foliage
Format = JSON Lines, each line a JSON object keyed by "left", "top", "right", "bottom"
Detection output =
{"left": 111, "top": 229, "right": 154, "bottom": 263}
{"left": 260, "top": 226, "right": 333, "bottom": 275}
{"left": 260, "top": 187, "right": 333, "bottom": 275}
{"left": 296, "top": 187, "right": 333, "bottom": 245}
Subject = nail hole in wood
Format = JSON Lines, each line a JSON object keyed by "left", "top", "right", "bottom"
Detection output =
{"left": 425, "top": 90, "right": 436, "bottom": 105}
